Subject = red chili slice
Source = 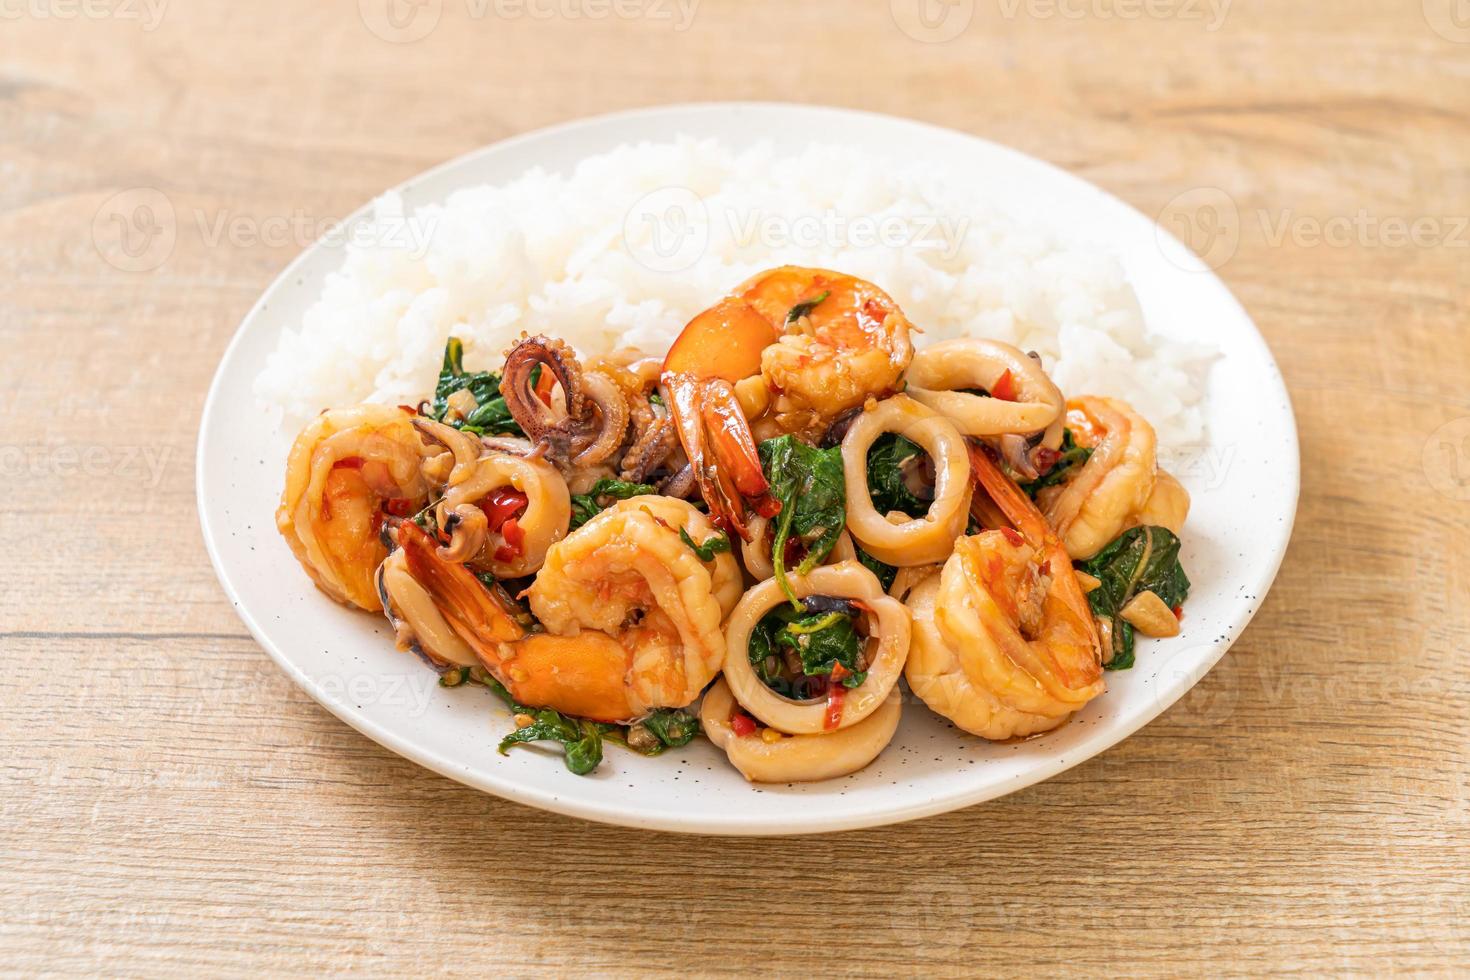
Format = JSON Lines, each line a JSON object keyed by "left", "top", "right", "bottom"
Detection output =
{"left": 383, "top": 497, "right": 416, "bottom": 518}
{"left": 533, "top": 370, "right": 556, "bottom": 407}
{"left": 730, "top": 711, "right": 757, "bottom": 738}
{"left": 492, "top": 516, "right": 526, "bottom": 563}
{"left": 480, "top": 487, "right": 529, "bottom": 532}
{"left": 824, "top": 681, "right": 847, "bottom": 732}
{"left": 991, "top": 369, "right": 1019, "bottom": 402}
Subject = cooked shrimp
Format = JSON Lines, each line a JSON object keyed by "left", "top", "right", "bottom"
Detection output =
{"left": 720, "top": 562, "right": 911, "bottom": 735}
{"left": 1136, "top": 469, "right": 1191, "bottom": 535}
{"left": 1038, "top": 396, "right": 1160, "bottom": 560}
{"left": 661, "top": 267, "right": 914, "bottom": 537}
{"left": 414, "top": 419, "right": 570, "bottom": 579}
{"left": 905, "top": 447, "right": 1104, "bottom": 737}
{"left": 389, "top": 496, "right": 739, "bottom": 722}
{"left": 905, "top": 573, "right": 1069, "bottom": 739}
{"left": 277, "top": 404, "right": 435, "bottom": 611}
{"left": 840, "top": 395, "right": 973, "bottom": 566}
{"left": 742, "top": 267, "right": 914, "bottom": 432}
{"left": 701, "top": 678, "right": 901, "bottom": 784}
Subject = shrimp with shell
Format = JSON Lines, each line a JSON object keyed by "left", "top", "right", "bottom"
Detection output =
{"left": 382, "top": 496, "right": 740, "bottom": 722}
{"left": 904, "top": 446, "right": 1106, "bottom": 739}
{"left": 277, "top": 404, "right": 438, "bottom": 612}
{"left": 1037, "top": 396, "right": 1190, "bottom": 560}
{"left": 661, "top": 266, "right": 915, "bottom": 537}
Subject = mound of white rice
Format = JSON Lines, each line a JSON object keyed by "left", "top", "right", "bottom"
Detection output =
{"left": 255, "top": 138, "right": 1212, "bottom": 446}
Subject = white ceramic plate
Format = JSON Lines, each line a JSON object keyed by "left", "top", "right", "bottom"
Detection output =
{"left": 198, "top": 103, "right": 1299, "bottom": 835}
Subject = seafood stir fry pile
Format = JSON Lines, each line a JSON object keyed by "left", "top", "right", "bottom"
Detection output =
{"left": 278, "top": 267, "right": 1193, "bottom": 783}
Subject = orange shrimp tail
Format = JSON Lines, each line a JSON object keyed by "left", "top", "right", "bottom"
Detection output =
{"left": 397, "top": 523, "right": 640, "bottom": 721}
{"left": 663, "top": 298, "right": 777, "bottom": 382}
{"left": 505, "top": 633, "right": 637, "bottom": 723}
{"left": 662, "top": 297, "right": 780, "bottom": 539}
{"left": 397, "top": 522, "right": 527, "bottom": 656}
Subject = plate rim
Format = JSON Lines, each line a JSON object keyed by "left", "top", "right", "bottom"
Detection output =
{"left": 196, "top": 100, "right": 1301, "bottom": 836}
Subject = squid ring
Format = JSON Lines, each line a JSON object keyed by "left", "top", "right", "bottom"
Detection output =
{"left": 905, "top": 338, "right": 1065, "bottom": 442}
{"left": 840, "top": 395, "right": 972, "bottom": 566}
{"left": 376, "top": 550, "right": 479, "bottom": 668}
{"left": 700, "top": 679, "right": 901, "bottom": 784}
{"left": 721, "top": 562, "right": 910, "bottom": 735}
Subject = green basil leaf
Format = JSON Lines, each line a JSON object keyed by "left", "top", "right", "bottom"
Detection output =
{"left": 1080, "top": 526, "right": 1191, "bottom": 671}
{"left": 854, "top": 544, "right": 898, "bottom": 592}
{"left": 569, "top": 478, "right": 657, "bottom": 529}
{"left": 757, "top": 435, "right": 847, "bottom": 607}
{"left": 865, "top": 434, "right": 929, "bottom": 517}
{"left": 642, "top": 708, "right": 700, "bottom": 748}
{"left": 785, "top": 290, "right": 830, "bottom": 325}
{"left": 679, "top": 526, "right": 731, "bottom": 561}
{"left": 430, "top": 337, "right": 525, "bottom": 437}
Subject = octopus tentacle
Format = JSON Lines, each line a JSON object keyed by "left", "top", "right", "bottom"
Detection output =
{"left": 500, "top": 335, "right": 589, "bottom": 462}
{"left": 620, "top": 396, "right": 678, "bottom": 482}
{"left": 570, "top": 372, "right": 631, "bottom": 468}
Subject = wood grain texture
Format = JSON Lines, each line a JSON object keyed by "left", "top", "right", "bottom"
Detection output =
{"left": 2, "top": 1, "right": 1468, "bottom": 975}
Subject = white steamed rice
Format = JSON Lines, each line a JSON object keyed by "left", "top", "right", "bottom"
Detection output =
{"left": 255, "top": 138, "right": 1212, "bottom": 447}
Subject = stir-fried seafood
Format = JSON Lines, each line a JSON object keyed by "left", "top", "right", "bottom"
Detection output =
{"left": 661, "top": 267, "right": 914, "bottom": 538}
{"left": 1037, "top": 396, "right": 1190, "bottom": 560}
{"left": 905, "top": 447, "right": 1105, "bottom": 738}
{"left": 277, "top": 267, "right": 1193, "bottom": 783}
{"left": 277, "top": 404, "right": 437, "bottom": 611}
{"left": 840, "top": 394, "right": 973, "bottom": 566}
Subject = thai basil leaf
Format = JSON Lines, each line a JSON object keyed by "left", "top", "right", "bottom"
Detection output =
{"left": 471, "top": 671, "right": 605, "bottom": 775}
{"left": 679, "top": 526, "right": 731, "bottom": 561}
{"left": 854, "top": 544, "right": 898, "bottom": 593}
{"left": 497, "top": 707, "right": 605, "bottom": 776}
{"left": 785, "top": 290, "right": 830, "bottom": 324}
{"left": 641, "top": 708, "right": 700, "bottom": 748}
{"left": 569, "top": 478, "right": 657, "bottom": 529}
{"left": 1080, "top": 526, "right": 1191, "bottom": 671}
{"left": 777, "top": 610, "right": 867, "bottom": 688}
{"left": 430, "top": 337, "right": 524, "bottom": 437}
{"left": 747, "top": 600, "right": 867, "bottom": 693}
{"left": 757, "top": 435, "right": 847, "bottom": 607}
{"left": 866, "top": 434, "right": 929, "bottom": 517}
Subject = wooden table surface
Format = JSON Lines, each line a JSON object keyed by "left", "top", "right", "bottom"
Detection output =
{"left": 4, "top": 1, "right": 1468, "bottom": 975}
